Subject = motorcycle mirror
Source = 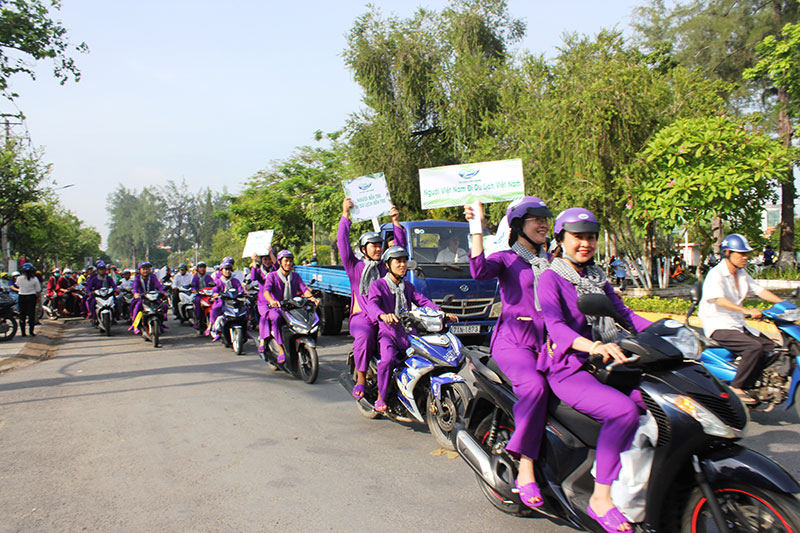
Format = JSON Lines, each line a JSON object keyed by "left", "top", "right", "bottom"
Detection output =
{"left": 576, "top": 294, "right": 627, "bottom": 327}
{"left": 407, "top": 259, "right": 417, "bottom": 270}
{"left": 791, "top": 287, "right": 799, "bottom": 299}
{"left": 308, "top": 278, "right": 316, "bottom": 285}
{"left": 690, "top": 282, "right": 702, "bottom": 305}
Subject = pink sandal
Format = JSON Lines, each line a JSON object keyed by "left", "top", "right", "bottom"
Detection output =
{"left": 586, "top": 505, "right": 632, "bottom": 532}
{"left": 515, "top": 480, "right": 543, "bottom": 508}
{"left": 276, "top": 353, "right": 286, "bottom": 364}
{"left": 374, "top": 398, "right": 387, "bottom": 412}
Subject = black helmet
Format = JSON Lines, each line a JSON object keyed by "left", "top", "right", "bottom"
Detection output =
{"left": 382, "top": 246, "right": 409, "bottom": 265}
{"left": 358, "top": 232, "right": 382, "bottom": 250}
{"left": 196, "top": 261, "right": 207, "bottom": 268}
{"left": 178, "top": 263, "right": 187, "bottom": 270}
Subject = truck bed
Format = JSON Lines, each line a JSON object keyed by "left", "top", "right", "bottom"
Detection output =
{"left": 295, "top": 265, "right": 351, "bottom": 299}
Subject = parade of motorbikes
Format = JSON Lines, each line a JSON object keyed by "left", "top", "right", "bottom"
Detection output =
{"left": 5, "top": 190, "right": 799, "bottom": 533}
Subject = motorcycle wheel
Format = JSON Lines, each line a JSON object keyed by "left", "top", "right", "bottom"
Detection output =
{"left": 231, "top": 328, "right": 244, "bottom": 355}
{"left": 681, "top": 483, "right": 800, "bottom": 532}
{"left": 0, "top": 317, "right": 18, "bottom": 342}
{"left": 102, "top": 313, "right": 111, "bottom": 337}
{"left": 297, "top": 342, "right": 319, "bottom": 384}
{"left": 473, "top": 414, "right": 533, "bottom": 517}
{"left": 426, "top": 382, "right": 472, "bottom": 451}
{"left": 151, "top": 318, "right": 160, "bottom": 348}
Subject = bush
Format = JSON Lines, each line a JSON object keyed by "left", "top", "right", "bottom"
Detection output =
{"left": 623, "top": 296, "right": 772, "bottom": 315}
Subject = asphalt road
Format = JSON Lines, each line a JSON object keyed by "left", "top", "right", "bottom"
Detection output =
{"left": 1, "top": 318, "right": 798, "bottom": 532}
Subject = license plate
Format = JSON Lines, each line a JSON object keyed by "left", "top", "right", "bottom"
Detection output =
{"left": 450, "top": 324, "right": 480, "bottom": 335}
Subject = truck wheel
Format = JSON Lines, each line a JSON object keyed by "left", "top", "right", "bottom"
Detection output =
{"left": 319, "top": 306, "right": 339, "bottom": 335}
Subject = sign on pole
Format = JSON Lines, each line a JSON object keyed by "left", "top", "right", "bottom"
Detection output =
{"left": 418, "top": 158, "right": 525, "bottom": 209}
{"left": 342, "top": 173, "right": 393, "bottom": 223}
{"left": 242, "top": 230, "right": 274, "bottom": 258}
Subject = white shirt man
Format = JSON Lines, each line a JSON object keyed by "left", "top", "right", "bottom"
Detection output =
{"left": 436, "top": 234, "right": 468, "bottom": 264}
{"left": 698, "top": 234, "right": 783, "bottom": 403}
{"left": 173, "top": 270, "right": 194, "bottom": 287}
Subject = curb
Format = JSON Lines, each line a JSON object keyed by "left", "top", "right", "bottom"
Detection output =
{"left": 636, "top": 312, "right": 779, "bottom": 339}
{"left": 0, "top": 318, "right": 71, "bottom": 375}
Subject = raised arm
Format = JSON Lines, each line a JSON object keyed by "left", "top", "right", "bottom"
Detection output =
{"left": 337, "top": 198, "right": 359, "bottom": 272}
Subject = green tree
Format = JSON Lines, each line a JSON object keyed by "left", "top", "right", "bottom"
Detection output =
{"left": 744, "top": 21, "right": 800, "bottom": 264}
{"left": 632, "top": 115, "right": 792, "bottom": 251}
{"left": 343, "top": 0, "right": 522, "bottom": 216}
{"left": 106, "top": 186, "right": 164, "bottom": 267}
{"left": 0, "top": 0, "right": 88, "bottom": 99}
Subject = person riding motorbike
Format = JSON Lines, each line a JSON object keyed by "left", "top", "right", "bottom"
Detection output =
{"left": 190, "top": 261, "right": 216, "bottom": 331}
{"left": 698, "top": 233, "right": 784, "bottom": 405}
{"left": 208, "top": 259, "right": 245, "bottom": 342}
{"left": 365, "top": 246, "right": 457, "bottom": 413}
{"left": 172, "top": 263, "right": 194, "bottom": 318}
{"left": 338, "top": 197, "right": 406, "bottom": 399}
{"left": 263, "top": 250, "right": 318, "bottom": 363}
{"left": 46, "top": 268, "right": 60, "bottom": 313}
{"left": 85, "top": 260, "right": 118, "bottom": 326}
{"left": 537, "top": 208, "right": 653, "bottom": 533}
{"left": 249, "top": 248, "right": 277, "bottom": 355}
{"left": 129, "top": 261, "right": 167, "bottom": 335}
{"left": 464, "top": 196, "right": 552, "bottom": 508}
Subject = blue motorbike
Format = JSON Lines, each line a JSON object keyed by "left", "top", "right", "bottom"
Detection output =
{"left": 686, "top": 283, "right": 800, "bottom": 416}
{"left": 340, "top": 306, "right": 472, "bottom": 450}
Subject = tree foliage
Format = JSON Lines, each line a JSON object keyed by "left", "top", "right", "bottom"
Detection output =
{"left": 0, "top": 0, "right": 88, "bottom": 99}
{"left": 632, "top": 115, "right": 793, "bottom": 246}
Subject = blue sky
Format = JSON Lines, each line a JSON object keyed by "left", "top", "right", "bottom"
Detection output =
{"left": 7, "top": 1, "right": 637, "bottom": 245}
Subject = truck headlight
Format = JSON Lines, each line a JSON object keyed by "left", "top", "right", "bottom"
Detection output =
{"left": 663, "top": 393, "right": 734, "bottom": 438}
{"left": 489, "top": 301, "right": 502, "bottom": 318}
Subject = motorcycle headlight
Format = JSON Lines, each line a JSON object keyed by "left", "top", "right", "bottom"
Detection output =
{"left": 662, "top": 327, "right": 701, "bottom": 360}
{"left": 663, "top": 393, "right": 735, "bottom": 438}
{"left": 489, "top": 301, "right": 502, "bottom": 318}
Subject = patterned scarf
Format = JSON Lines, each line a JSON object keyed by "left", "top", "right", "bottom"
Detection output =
{"left": 511, "top": 241, "right": 550, "bottom": 311}
{"left": 548, "top": 257, "right": 620, "bottom": 344}
{"left": 359, "top": 259, "right": 380, "bottom": 296}
{"left": 383, "top": 274, "right": 408, "bottom": 317}
{"left": 277, "top": 269, "right": 293, "bottom": 301}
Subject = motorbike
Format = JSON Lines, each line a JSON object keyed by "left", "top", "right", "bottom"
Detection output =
{"left": 340, "top": 307, "right": 471, "bottom": 450}
{"left": 43, "top": 294, "right": 59, "bottom": 319}
{"left": 264, "top": 296, "right": 321, "bottom": 384}
{"left": 196, "top": 288, "right": 215, "bottom": 334}
{"left": 452, "top": 294, "right": 800, "bottom": 532}
{"left": 119, "top": 287, "right": 134, "bottom": 323}
{"left": 137, "top": 290, "right": 166, "bottom": 347}
{"left": 59, "top": 285, "right": 84, "bottom": 317}
{"left": 175, "top": 286, "right": 195, "bottom": 325}
{"left": 245, "top": 280, "right": 260, "bottom": 332}
{"left": 686, "top": 282, "right": 800, "bottom": 418}
{"left": 212, "top": 288, "right": 249, "bottom": 355}
{"left": 94, "top": 287, "right": 116, "bottom": 336}
{"left": 162, "top": 280, "right": 173, "bottom": 313}
{"left": 0, "top": 290, "right": 18, "bottom": 341}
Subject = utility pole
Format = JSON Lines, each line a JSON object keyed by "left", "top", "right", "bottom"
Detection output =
{"left": 1, "top": 114, "right": 23, "bottom": 273}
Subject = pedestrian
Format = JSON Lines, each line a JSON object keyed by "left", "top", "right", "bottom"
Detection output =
{"left": 16, "top": 263, "right": 42, "bottom": 337}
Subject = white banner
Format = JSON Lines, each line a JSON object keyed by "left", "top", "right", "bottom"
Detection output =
{"left": 342, "top": 173, "right": 393, "bottom": 222}
{"left": 419, "top": 158, "right": 525, "bottom": 209}
{"left": 241, "top": 230, "right": 274, "bottom": 258}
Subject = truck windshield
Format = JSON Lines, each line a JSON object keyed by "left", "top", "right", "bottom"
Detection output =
{"left": 409, "top": 225, "right": 489, "bottom": 279}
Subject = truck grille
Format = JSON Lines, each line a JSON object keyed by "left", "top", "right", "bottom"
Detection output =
{"left": 432, "top": 298, "right": 493, "bottom": 318}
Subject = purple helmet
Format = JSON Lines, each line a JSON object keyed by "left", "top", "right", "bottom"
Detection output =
{"left": 553, "top": 208, "right": 601, "bottom": 236}
{"left": 277, "top": 250, "right": 294, "bottom": 261}
{"left": 137, "top": 261, "right": 152, "bottom": 270}
{"left": 221, "top": 261, "right": 234, "bottom": 270}
{"left": 506, "top": 196, "right": 553, "bottom": 224}
{"left": 720, "top": 234, "right": 754, "bottom": 253}
{"left": 222, "top": 256, "right": 234, "bottom": 265}
{"left": 95, "top": 260, "right": 106, "bottom": 269}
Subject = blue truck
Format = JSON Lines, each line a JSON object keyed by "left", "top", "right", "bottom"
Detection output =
{"left": 295, "top": 220, "right": 499, "bottom": 338}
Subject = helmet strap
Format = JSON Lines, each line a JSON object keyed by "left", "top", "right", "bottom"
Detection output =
{"left": 518, "top": 230, "right": 542, "bottom": 254}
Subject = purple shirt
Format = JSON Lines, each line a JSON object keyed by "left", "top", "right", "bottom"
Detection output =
{"left": 132, "top": 273, "right": 164, "bottom": 295}
{"left": 214, "top": 275, "right": 243, "bottom": 294}
{"left": 470, "top": 249, "right": 550, "bottom": 351}
{"left": 85, "top": 273, "right": 117, "bottom": 293}
{"left": 190, "top": 273, "right": 216, "bottom": 291}
{"left": 537, "top": 268, "right": 651, "bottom": 381}
{"left": 337, "top": 216, "right": 407, "bottom": 316}
{"left": 264, "top": 270, "right": 309, "bottom": 302}
{"left": 366, "top": 277, "right": 438, "bottom": 340}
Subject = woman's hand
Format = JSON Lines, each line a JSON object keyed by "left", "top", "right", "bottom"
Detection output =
{"left": 464, "top": 202, "right": 485, "bottom": 225}
{"left": 445, "top": 313, "right": 459, "bottom": 323}
{"left": 594, "top": 342, "right": 627, "bottom": 364}
{"left": 251, "top": 252, "right": 259, "bottom": 266}
{"left": 389, "top": 205, "right": 400, "bottom": 224}
{"left": 380, "top": 313, "right": 399, "bottom": 324}
{"left": 269, "top": 300, "right": 280, "bottom": 308}
{"left": 342, "top": 197, "right": 354, "bottom": 217}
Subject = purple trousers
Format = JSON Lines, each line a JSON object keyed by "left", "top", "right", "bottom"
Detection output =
{"left": 376, "top": 325, "right": 410, "bottom": 401}
{"left": 492, "top": 340, "right": 548, "bottom": 459}
{"left": 267, "top": 308, "right": 285, "bottom": 344}
{"left": 548, "top": 370, "right": 643, "bottom": 485}
{"left": 209, "top": 299, "right": 224, "bottom": 332}
{"left": 350, "top": 312, "right": 378, "bottom": 373}
{"left": 193, "top": 295, "right": 205, "bottom": 325}
{"left": 256, "top": 301, "right": 270, "bottom": 340}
